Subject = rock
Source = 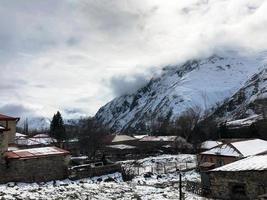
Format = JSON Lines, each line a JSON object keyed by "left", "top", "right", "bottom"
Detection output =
{"left": 143, "top": 172, "right": 153, "bottom": 178}
{"left": 104, "top": 177, "right": 115, "bottom": 182}
{"left": 97, "top": 178, "right": 102, "bottom": 182}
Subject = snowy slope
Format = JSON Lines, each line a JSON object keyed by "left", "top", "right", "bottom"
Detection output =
{"left": 18, "top": 117, "right": 50, "bottom": 131}
{"left": 95, "top": 54, "right": 265, "bottom": 133}
{"left": 212, "top": 67, "right": 267, "bottom": 122}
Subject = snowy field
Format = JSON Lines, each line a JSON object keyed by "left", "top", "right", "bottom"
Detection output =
{"left": 121, "top": 154, "right": 197, "bottom": 176}
{"left": 0, "top": 154, "right": 209, "bottom": 200}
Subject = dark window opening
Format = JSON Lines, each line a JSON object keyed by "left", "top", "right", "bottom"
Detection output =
{"left": 230, "top": 183, "right": 247, "bottom": 199}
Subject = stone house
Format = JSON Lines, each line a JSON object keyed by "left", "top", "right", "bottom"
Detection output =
{"left": 198, "top": 139, "right": 267, "bottom": 171}
{"left": 0, "top": 113, "right": 71, "bottom": 183}
{"left": 103, "top": 144, "right": 139, "bottom": 161}
{"left": 0, "top": 146, "right": 70, "bottom": 183}
{"left": 205, "top": 154, "right": 267, "bottom": 199}
{"left": 0, "top": 113, "right": 20, "bottom": 147}
{"left": 137, "top": 135, "right": 178, "bottom": 153}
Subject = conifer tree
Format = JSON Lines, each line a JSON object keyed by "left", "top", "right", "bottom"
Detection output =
{"left": 50, "top": 111, "right": 66, "bottom": 142}
{"left": 24, "top": 118, "right": 29, "bottom": 135}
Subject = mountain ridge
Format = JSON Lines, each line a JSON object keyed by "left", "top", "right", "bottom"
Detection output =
{"left": 95, "top": 54, "right": 266, "bottom": 133}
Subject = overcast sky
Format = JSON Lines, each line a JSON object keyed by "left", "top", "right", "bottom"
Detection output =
{"left": 1, "top": 0, "right": 267, "bottom": 119}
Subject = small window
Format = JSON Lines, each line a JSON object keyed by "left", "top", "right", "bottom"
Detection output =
{"left": 230, "top": 183, "right": 247, "bottom": 199}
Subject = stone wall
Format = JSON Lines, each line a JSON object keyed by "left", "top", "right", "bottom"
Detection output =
{"left": 0, "top": 120, "right": 17, "bottom": 145}
{"left": 208, "top": 171, "right": 267, "bottom": 199}
{"left": 0, "top": 155, "right": 70, "bottom": 183}
{"left": 0, "top": 132, "right": 8, "bottom": 161}
{"left": 69, "top": 163, "right": 122, "bottom": 180}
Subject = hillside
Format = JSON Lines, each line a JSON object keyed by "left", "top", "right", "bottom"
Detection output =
{"left": 95, "top": 54, "right": 265, "bottom": 133}
{"left": 212, "top": 67, "right": 267, "bottom": 123}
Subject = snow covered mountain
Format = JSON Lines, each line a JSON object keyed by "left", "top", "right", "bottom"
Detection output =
{"left": 212, "top": 67, "right": 267, "bottom": 122}
{"left": 18, "top": 117, "right": 51, "bottom": 132}
{"left": 95, "top": 54, "right": 266, "bottom": 133}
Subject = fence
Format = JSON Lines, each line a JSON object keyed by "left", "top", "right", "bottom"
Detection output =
{"left": 122, "top": 161, "right": 196, "bottom": 177}
{"left": 69, "top": 163, "right": 122, "bottom": 180}
{"left": 185, "top": 181, "right": 202, "bottom": 195}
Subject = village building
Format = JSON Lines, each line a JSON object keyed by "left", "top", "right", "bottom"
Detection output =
{"left": 224, "top": 115, "right": 263, "bottom": 138}
{"left": 15, "top": 133, "right": 57, "bottom": 148}
{"left": 62, "top": 138, "right": 80, "bottom": 156}
{"left": 199, "top": 140, "right": 222, "bottom": 152}
{"left": 0, "top": 113, "right": 70, "bottom": 183}
{"left": 0, "top": 146, "right": 70, "bottom": 183}
{"left": 101, "top": 135, "right": 139, "bottom": 160}
{"left": 104, "top": 144, "right": 139, "bottom": 161}
{"left": 204, "top": 154, "right": 267, "bottom": 199}
{"left": 138, "top": 135, "right": 192, "bottom": 153}
{"left": 102, "top": 134, "right": 138, "bottom": 146}
{"left": 198, "top": 138, "right": 267, "bottom": 171}
{"left": 0, "top": 114, "right": 20, "bottom": 147}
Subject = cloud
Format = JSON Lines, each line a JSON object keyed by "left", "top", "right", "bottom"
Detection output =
{"left": 109, "top": 74, "right": 150, "bottom": 96}
{"left": 1, "top": 0, "right": 267, "bottom": 118}
{"left": 0, "top": 104, "right": 35, "bottom": 118}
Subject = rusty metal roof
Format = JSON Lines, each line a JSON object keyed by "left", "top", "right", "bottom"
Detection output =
{"left": 5, "top": 146, "right": 69, "bottom": 160}
{"left": 0, "top": 113, "right": 20, "bottom": 121}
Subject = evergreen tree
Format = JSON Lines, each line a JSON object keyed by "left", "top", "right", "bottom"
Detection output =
{"left": 23, "top": 118, "right": 29, "bottom": 135}
{"left": 50, "top": 111, "right": 66, "bottom": 142}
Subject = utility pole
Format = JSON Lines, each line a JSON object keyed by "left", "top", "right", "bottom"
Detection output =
{"left": 179, "top": 171, "right": 182, "bottom": 200}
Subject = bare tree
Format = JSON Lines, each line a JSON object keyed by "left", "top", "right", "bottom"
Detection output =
{"left": 78, "top": 117, "right": 108, "bottom": 159}
{"left": 174, "top": 105, "right": 202, "bottom": 141}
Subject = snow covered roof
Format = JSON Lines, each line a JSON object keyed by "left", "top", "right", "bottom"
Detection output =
{"left": 226, "top": 114, "right": 262, "bottom": 128}
{"left": 112, "top": 135, "right": 137, "bottom": 142}
{"left": 103, "top": 135, "right": 137, "bottom": 144}
{"left": 15, "top": 132, "right": 27, "bottom": 138}
{"left": 140, "top": 136, "right": 177, "bottom": 142}
{"left": 0, "top": 113, "right": 19, "bottom": 121}
{"left": 8, "top": 146, "right": 19, "bottom": 151}
{"left": 106, "top": 144, "right": 137, "bottom": 150}
{"left": 16, "top": 137, "right": 56, "bottom": 146}
{"left": 200, "top": 141, "right": 222, "bottom": 150}
{"left": 201, "top": 144, "right": 241, "bottom": 157}
{"left": 5, "top": 146, "right": 69, "bottom": 159}
{"left": 133, "top": 135, "right": 148, "bottom": 139}
{"left": 29, "top": 137, "right": 57, "bottom": 145}
{"left": 211, "top": 155, "right": 267, "bottom": 172}
{"left": 231, "top": 139, "right": 267, "bottom": 157}
{"left": 200, "top": 139, "right": 267, "bottom": 157}
{"left": 33, "top": 133, "right": 50, "bottom": 138}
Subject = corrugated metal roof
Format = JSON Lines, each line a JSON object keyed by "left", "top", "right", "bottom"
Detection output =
{"left": 103, "top": 135, "right": 137, "bottom": 144}
{"left": 5, "top": 146, "right": 69, "bottom": 159}
{"left": 200, "top": 140, "right": 222, "bottom": 149}
{"left": 211, "top": 155, "right": 267, "bottom": 172}
{"left": 0, "top": 113, "right": 19, "bottom": 121}
{"left": 200, "top": 139, "right": 267, "bottom": 157}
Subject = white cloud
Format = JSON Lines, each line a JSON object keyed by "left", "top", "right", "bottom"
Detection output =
{"left": 1, "top": 0, "right": 267, "bottom": 119}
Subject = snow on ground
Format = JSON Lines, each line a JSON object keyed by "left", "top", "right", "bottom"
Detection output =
{"left": 121, "top": 154, "right": 197, "bottom": 176}
{"left": 0, "top": 154, "right": 208, "bottom": 200}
